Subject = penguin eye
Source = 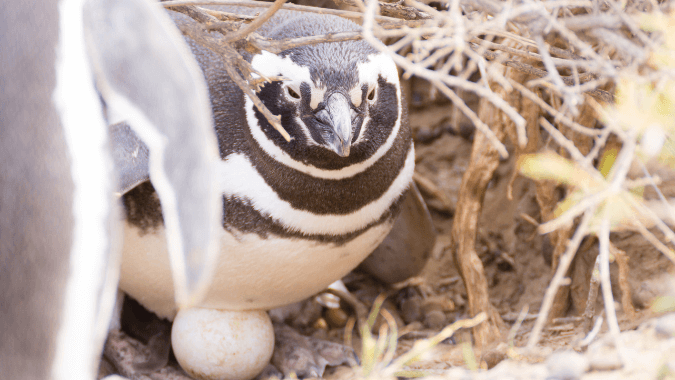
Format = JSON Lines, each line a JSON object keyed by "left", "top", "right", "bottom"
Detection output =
{"left": 286, "top": 86, "right": 301, "bottom": 100}
{"left": 367, "top": 87, "right": 376, "bottom": 102}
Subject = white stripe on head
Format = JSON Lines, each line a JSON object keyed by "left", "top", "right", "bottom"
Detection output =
{"left": 353, "top": 52, "right": 401, "bottom": 145}
{"left": 350, "top": 86, "right": 362, "bottom": 107}
{"left": 215, "top": 145, "right": 415, "bottom": 236}
{"left": 358, "top": 52, "right": 400, "bottom": 87}
{"left": 252, "top": 50, "right": 326, "bottom": 109}
{"left": 245, "top": 52, "right": 403, "bottom": 180}
{"left": 251, "top": 51, "right": 323, "bottom": 144}
{"left": 52, "top": 0, "right": 114, "bottom": 378}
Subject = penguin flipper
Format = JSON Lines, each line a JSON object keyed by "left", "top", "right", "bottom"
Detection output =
{"left": 85, "top": 0, "right": 221, "bottom": 309}
{"left": 110, "top": 122, "right": 150, "bottom": 195}
{"left": 359, "top": 182, "right": 436, "bottom": 284}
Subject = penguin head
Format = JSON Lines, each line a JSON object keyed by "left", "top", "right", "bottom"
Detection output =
{"left": 248, "top": 14, "right": 402, "bottom": 170}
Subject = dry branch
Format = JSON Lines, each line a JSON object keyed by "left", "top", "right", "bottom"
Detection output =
{"left": 476, "top": 46, "right": 614, "bottom": 102}
{"left": 162, "top": 0, "right": 426, "bottom": 28}
{"left": 450, "top": 95, "right": 507, "bottom": 347}
{"left": 527, "top": 209, "right": 595, "bottom": 348}
{"left": 332, "top": 0, "right": 432, "bottom": 20}
{"left": 218, "top": 0, "right": 286, "bottom": 43}
{"left": 611, "top": 242, "right": 635, "bottom": 320}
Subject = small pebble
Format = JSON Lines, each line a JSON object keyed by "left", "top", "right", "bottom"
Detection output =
{"left": 254, "top": 364, "right": 283, "bottom": 380}
{"left": 424, "top": 310, "right": 447, "bottom": 329}
{"left": 399, "top": 297, "right": 422, "bottom": 324}
{"left": 655, "top": 313, "right": 675, "bottom": 338}
{"left": 312, "top": 317, "right": 329, "bottom": 330}
{"left": 545, "top": 351, "right": 590, "bottom": 380}
{"left": 588, "top": 350, "right": 622, "bottom": 371}
{"left": 481, "top": 349, "right": 507, "bottom": 369}
{"left": 421, "top": 298, "right": 449, "bottom": 329}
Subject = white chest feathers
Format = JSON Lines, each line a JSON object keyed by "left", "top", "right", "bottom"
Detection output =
{"left": 119, "top": 221, "right": 393, "bottom": 319}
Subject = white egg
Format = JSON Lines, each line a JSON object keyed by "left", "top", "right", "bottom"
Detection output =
{"left": 171, "top": 308, "right": 274, "bottom": 380}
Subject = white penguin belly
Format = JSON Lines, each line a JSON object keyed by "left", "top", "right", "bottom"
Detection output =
{"left": 119, "top": 222, "right": 392, "bottom": 319}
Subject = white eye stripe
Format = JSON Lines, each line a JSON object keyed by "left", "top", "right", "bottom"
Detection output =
{"left": 310, "top": 87, "right": 325, "bottom": 110}
{"left": 353, "top": 115, "right": 370, "bottom": 145}
{"left": 350, "top": 87, "right": 362, "bottom": 107}
{"left": 252, "top": 51, "right": 312, "bottom": 84}
{"left": 251, "top": 51, "right": 326, "bottom": 110}
{"left": 357, "top": 53, "right": 399, "bottom": 87}
{"left": 353, "top": 53, "right": 400, "bottom": 146}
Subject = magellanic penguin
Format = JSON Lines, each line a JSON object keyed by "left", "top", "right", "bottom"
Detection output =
{"left": 118, "top": 8, "right": 415, "bottom": 320}
{"left": 0, "top": 0, "right": 220, "bottom": 378}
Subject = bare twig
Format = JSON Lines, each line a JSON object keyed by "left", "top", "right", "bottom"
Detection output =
{"left": 539, "top": 117, "right": 586, "bottom": 163}
{"left": 435, "top": 83, "right": 510, "bottom": 158}
{"left": 507, "top": 305, "right": 530, "bottom": 347}
{"left": 641, "top": 161, "right": 675, "bottom": 226}
{"left": 562, "top": 14, "right": 623, "bottom": 30}
{"left": 176, "top": 21, "right": 292, "bottom": 141}
{"left": 471, "top": 37, "right": 595, "bottom": 69}
{"left": 527, "top": 208, "right": 595, "bottom": 348}
{"left": 548, "top": 17, "right": 619, "bottom": 77}
{"left": 598, "top": 216, "right": 625, "bottom": 363}
{"left": 538, "top": 188, "right": 608, "bottom": 234}
{"left": 201, "top": 7, "right": 256, "bottom": 22}
{"left": 324, "top": 288, "right": 370, "bottom": 324}
{"left": 508, "top": 79, "right": 602, "bottom": 137}
{"left": 220, "top": 0, "right": 287, "bottom": 43}
{"left": 413, "top": 173, "right": 454, "bottom": 213}
{"left": 610, "top": 242, "right": 635, "bottom": 319}
{"left": 383, "top": 313, "right": 487, "bottom": 376}
{"left": 582, "top": 255, "right": 601, "bottom": 332}
{"left": 332, "top": 0, "right": 432, "bottom": 20}
{"left": 632, "top": 218, "right": 675, "bottom": 264}
{"left": 582, "top": 127, "right": 612, "bottom": 167}
{"left": 478, "top": 46, "right": 614, "bottom": 102}
{"left": 161, "top": 0, "right": 427, "bottom": 28}
{"left": 577, "top": 315, "right": 603, "bottom": 347}
{"left": 531, "top": 85, "right": 598, "bottom": 135}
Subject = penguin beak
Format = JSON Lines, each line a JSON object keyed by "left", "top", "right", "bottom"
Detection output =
{"left": 316, "top": 93, "right": 352, "bottom": 157}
